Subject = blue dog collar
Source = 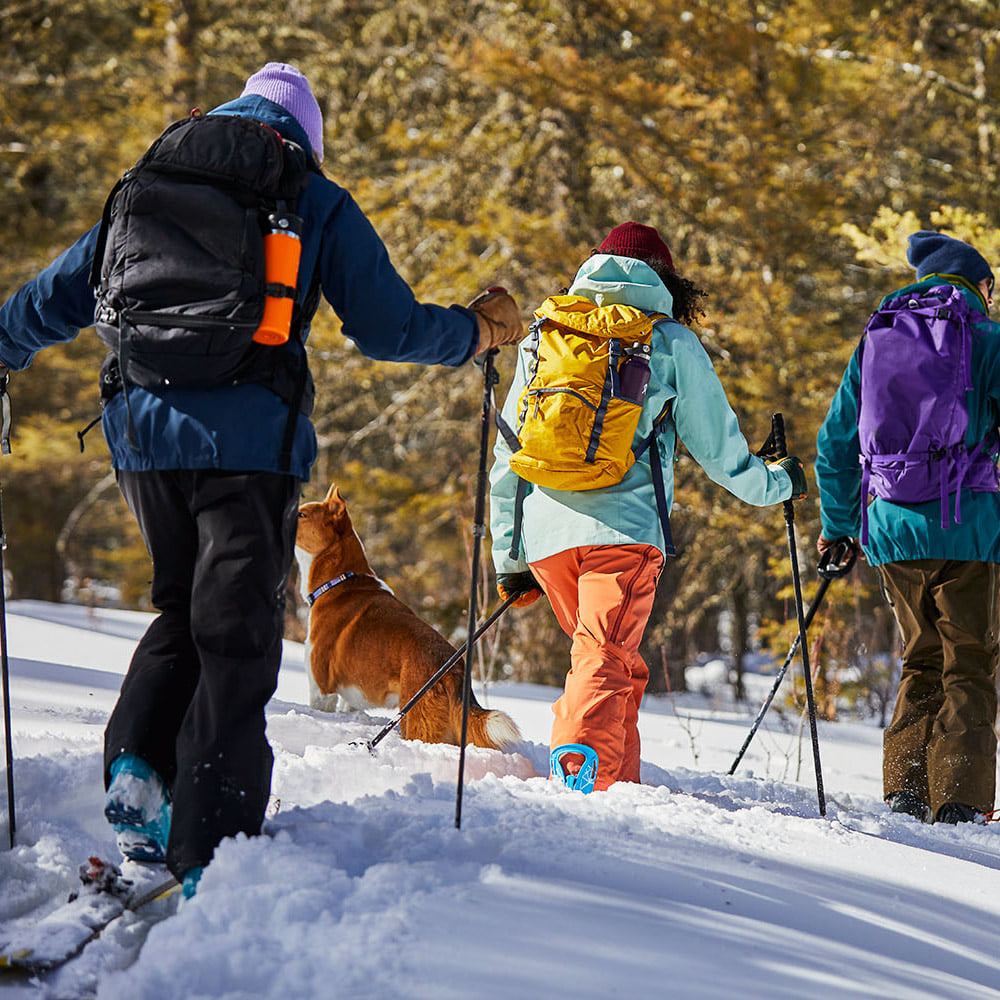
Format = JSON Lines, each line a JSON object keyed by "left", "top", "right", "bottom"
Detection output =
{"left": 306, "top": 571, "right": 356, "bottom": 606}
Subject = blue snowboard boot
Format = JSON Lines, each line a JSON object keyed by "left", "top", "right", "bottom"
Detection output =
{"left": 550, "top": 744, "right": 600, "bottom": 794}
{"left": 104, "top": 753, "right": 172, "bottom": 863}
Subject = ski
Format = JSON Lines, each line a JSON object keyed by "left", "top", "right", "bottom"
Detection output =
{"left": 0, "top": 856, "right": 179, "bottom": 974}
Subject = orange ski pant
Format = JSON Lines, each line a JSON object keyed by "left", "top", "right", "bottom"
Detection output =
{"left": 530, "top": 544, "right": 663, "bottom": 790}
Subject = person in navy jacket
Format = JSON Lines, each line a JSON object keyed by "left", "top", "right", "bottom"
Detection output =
{"left": 0, "top": 63, "right": 522, "bottom": 895}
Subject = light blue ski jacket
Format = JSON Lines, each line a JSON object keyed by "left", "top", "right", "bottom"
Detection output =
{"left": 489, "top": 255, "right": 793, "bottom": 574}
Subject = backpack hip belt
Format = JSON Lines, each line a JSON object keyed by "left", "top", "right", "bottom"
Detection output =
{"left": 860, "top": 435, "right": 999, "bottom": 544}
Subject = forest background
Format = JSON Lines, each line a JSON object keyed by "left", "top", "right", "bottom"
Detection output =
{"left": 1, "top": 0, "right": 998, "bottom": 720}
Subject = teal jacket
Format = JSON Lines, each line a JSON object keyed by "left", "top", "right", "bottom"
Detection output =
{"left": 489, "top": 255, "right": 793, "bottom": 574}
{"left": 816, "top": 277, "right": 1000, "bottom": 566}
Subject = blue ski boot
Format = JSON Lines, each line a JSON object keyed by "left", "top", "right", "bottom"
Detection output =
{"left": 550, "top": 743, "right": 599, "bottom": 794}
{"left": 181, "top": 865, "right": 205, "bottom": 901}
{"left": 104, "top": 753, "right": 172, "bottom": 863}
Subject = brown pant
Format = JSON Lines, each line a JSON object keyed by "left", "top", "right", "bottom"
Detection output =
{"left": 879, "top": 559, "right": 1000, "bottom": 815}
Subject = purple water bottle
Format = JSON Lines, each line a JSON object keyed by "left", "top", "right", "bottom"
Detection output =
{"left": 619, "top": 343, "right": 652, "bottom": 404}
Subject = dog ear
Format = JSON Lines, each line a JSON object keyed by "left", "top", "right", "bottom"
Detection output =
{"left": 324, "top": 484, "right": 350, "bottom": 524}
{"left": 324, "top": 484, "right": 346, "bottom": 511}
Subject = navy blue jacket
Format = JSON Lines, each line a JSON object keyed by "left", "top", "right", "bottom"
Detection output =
{"left": 0, "top": 96, "right": 479, "bottom": 480}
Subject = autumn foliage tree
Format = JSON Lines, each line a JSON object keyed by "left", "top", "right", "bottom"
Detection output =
{"left": 1, "top": 0, "right": 997, "bottom": 708}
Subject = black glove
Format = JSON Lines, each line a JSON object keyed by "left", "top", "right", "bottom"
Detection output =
{"left": 817, "top": 536, "right": 860, "bottom": 578}
{"left": 769, "top": 455, "right": 807, "bottom": 500}
{"left": 497, "top": 570, "right": 542, "bottom": 608}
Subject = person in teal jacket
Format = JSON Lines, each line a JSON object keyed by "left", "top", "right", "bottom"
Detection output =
{"left": 489, "top": 222, "right": 804, "bottom": 791}
{"left": 816, "top": 230, "right": 1000, "bottom": 825}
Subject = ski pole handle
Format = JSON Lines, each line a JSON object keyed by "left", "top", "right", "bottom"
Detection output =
{"left": 472, "top": 347, "right": 499, "bottom": 371}
{"left": 0, "top": 368, "right": 11, "bottom": 457}
{"left": 468, "top": 285, "right": 509, "bottom": 310}
{"left": 470, "top": 286, "right": 516, "bottom": 368}
{"left": 817, "top": 539, "right": 858, "bottom": 580}
{"left": 470, "top": 287, "right": 507, "bottom": 369}
{"left": 771, "top": 412, "right": 787, "bottom": 461}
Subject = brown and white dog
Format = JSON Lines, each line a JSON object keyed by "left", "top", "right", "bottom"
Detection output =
{"left": 294, "top": 484, "right": 521, "bottom": 751}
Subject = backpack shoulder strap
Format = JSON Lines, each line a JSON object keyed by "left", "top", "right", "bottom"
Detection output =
{"left": 634, "top": 400, "right": 676, "bottom": 557}
{"left": 648, "top": 428, "right": 677, "bottom": 557}
{"left": 507, "top": 476, "right": 530, "bottom": 562}
{"left": 89, "top": 172, "right": 130, "bottom": 290}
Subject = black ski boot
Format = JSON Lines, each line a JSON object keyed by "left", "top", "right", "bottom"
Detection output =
{"left": 885, "top": 791, "right": 931, "bottom": 823}
{"left": 935, "top": 802, "right": 978, "bottom": 824}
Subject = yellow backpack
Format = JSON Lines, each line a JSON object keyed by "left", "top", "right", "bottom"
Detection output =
{"left": 508, "top": 296, "right": 665, "bottom": 490}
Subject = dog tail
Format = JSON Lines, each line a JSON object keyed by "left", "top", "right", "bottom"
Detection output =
{"left": 463, "top": 705, "right": 522, "bottom": 751}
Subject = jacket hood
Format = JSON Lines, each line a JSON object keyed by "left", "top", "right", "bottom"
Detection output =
{"left": 209, "top": 95, "right": 316, "bottom": 161}
{"left": 568, "top": 254, "right": 675, "bottom": 317}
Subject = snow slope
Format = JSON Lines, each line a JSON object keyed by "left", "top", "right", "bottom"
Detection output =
{"left": 1, "top": 600, "right": 1000, "bottom": 999}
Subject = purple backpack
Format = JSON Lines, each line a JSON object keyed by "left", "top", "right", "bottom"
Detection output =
{"left": 857, "top": 284, "right": 999, "bottom": 544}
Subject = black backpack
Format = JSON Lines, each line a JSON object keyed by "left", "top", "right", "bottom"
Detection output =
{"left": 89, "top": 113, "right": 319, "bottom": 466}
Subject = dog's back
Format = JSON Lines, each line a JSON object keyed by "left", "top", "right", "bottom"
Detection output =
{"left": 296, "top": 484, "right": 521, "bottom": 751}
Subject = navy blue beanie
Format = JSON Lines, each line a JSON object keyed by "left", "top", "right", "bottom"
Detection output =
{"left": 906, "top": 230, "right": 994, "bottom": 288}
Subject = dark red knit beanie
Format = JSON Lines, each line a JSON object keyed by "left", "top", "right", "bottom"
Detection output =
{"left": 597, "top": 222, "right": 674, "bottom": 272}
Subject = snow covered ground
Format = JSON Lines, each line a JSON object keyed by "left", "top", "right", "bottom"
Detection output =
{"left": 1, "top": 599, "right": 1000, "bottom": 999}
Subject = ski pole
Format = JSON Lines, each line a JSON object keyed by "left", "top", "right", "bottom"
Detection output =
{"left": 727, "top": 539, "right": 856, "bottom": 776}
{"left": 357, "top": 592, "right": 517, "bottom": 755}
{"left": 455, "top": 345, "right": 500, "bottom": 829}
{"left": 770, "top": 412, "right": 826, "bottom": 815}
{"left": 729, "top": 578, "right": 830, "bottom": 776}
{"left": 0, "top": 370, "right": 14, "bottom": 849}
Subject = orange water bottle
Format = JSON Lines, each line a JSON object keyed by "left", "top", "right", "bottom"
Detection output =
{"left": 253, "top": 208, "right": 303, "bottom": 345}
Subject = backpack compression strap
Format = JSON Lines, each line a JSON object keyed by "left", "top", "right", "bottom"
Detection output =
{"left": 586, "top": 336, "right": 623, "bottom": 463}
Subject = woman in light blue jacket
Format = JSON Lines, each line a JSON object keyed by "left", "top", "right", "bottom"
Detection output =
{"left": 489, "top": 222, "right": 803, "bottom": 792}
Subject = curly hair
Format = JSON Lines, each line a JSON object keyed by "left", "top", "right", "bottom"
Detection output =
{"left": 628, "top": 254, "right": 707, "bottom": 327}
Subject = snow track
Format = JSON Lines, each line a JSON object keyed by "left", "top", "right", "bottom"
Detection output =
{"left": 1, "top": 601, "right": 999, "bottom": 998}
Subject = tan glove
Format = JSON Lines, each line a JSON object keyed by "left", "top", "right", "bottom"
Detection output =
{"left": 469, "top": 286, "right": 524, "bottom": 355}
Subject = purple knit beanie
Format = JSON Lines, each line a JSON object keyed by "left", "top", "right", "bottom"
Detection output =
{"left": 241, "top": 63, "right": 324, "bottom": 163}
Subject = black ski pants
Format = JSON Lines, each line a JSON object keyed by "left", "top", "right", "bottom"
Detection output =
{"left": 105, "top": 469, "right": 300, "bottom": 878}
